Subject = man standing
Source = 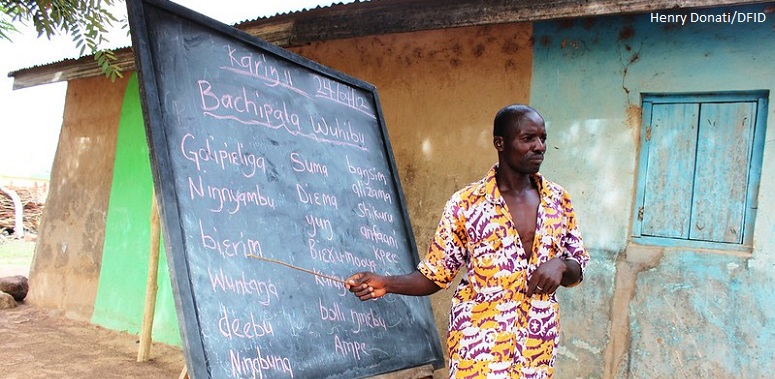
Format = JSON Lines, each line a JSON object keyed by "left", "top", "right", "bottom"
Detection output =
{"left": 346, "top": 104, "right": 589, "bottom": 378}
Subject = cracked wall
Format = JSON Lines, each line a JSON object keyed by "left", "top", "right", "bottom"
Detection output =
{"left": 29, "top": 76, "right": 129, "bottom": 321}
{"left": 532, "top": 4, "right": 775, "bottom": 378}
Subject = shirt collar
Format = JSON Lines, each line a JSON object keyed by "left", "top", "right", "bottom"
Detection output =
{"left": 476, "top": 163, "right": 547, "bottom": 204}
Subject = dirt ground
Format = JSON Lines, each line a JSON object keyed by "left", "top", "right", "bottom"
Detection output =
{"left": 0, "top": 239, "right": 185, "bottom": 379}
{"left": 0, "top": 304, "right": 185, "bottom": 379}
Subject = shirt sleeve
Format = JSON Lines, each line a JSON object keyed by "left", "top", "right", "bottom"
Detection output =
{"left": 559, "top": 189, "right": 589, "bottom": 286}
{"left": 417, "top": 195, "right": 468, "bottom": 289}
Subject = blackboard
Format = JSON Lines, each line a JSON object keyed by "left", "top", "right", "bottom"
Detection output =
{"left": 126, "top": 0, "right": 443, "bottom": 378}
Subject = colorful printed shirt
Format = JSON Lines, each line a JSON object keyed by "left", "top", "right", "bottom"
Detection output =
{"left": 418, "top": 164, "right": 589, "bottom": 379}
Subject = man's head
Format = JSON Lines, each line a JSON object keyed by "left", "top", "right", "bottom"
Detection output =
{"left": 493, "top": 104, "right": 547, "bottom": 175}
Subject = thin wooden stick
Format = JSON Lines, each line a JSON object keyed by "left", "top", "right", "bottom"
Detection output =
{"left": 246, "top": 254, "right": 347, "bottom": 284}
{"left": 138, "top": 190, "right": 161, "bottom": 362}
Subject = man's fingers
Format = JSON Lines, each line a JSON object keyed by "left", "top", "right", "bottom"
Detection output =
{"left": 354, "top": 285, "right": 373, "bottom": 297}
{"left": 532, "top": 279, "right": 560, "bottom": 295}
{"left": 364, "top": 291, "right": 376, "bottom": 301}
{"left": 526, "top": 285, "right": 535, "bottom": 297}
{"left": 526, "top": 276, "right": 539, "bottom": 296}
{"left": 354, "top": 287, "right": 376, "bottom": 301}
{"left": 346, "top": 273, "right": 368, "bottom": 290}
{"left": 346, "top": 272, "right": 386, "bottom": 301}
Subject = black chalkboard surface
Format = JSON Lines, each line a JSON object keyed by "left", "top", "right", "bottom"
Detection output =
{"left": 126, "top": 0, "right": 443, "bottom": 378}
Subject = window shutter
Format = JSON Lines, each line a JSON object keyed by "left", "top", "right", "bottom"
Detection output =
{"left": 634, "top": 92, "right": 767, "bottom": 249}
{"left": 689, "top": 102, "right": 756, "bottom": 243}
{"left": 641, "top": 103, "right": 699, "bottom": 239}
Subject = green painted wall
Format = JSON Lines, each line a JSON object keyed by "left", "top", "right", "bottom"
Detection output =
{"left": 91, "top": 74, "right": 181, "bottom": 346}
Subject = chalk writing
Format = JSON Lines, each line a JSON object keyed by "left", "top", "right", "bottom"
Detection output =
{"left": 296, "top": 183, "right": 338, "bottom": 209}
{"left": 218, "top": 304, "right": 274, "bottom": 340}
{"left": 305, "top": 214, "right": 334, "bottom": 241}
{"left": 346, "top": 156, "right": 388, "bottom": 186}
{"left": 350, "top": 308, "right": 387, "bottom": 334}
{"left": 290, "top": 152, "right": 328, "bottom": 177}
{"left": 333, "top": 334, "right": 369, "bottom": 360}
{"left": 188, "top": 175, "right": 275, "bottom": 213}
{"left": 314, "top": 75, "right": 375, "bottom": 119}
{"left": 352, "top": 180, "right": 393, "bottom": 204}
{"left": 198, "top": 80, "right": 301, "bottom": 129}
{"left": 199, "top": 219, "right": 263, "bottom": 258}
{"left": 198, "top": 80, "right": 370, "bottom": 151}
{"left": 310, "top": 116, "right": 366, "bottom": 146}
{"left": 181, "top": 133, "right": 266, "bottom": 178}
{"left": 355, "top": 201, "right": 394, "bottom": 224}
{"left": 308, "top": 238, "right": 378, "bottom": 272}
{"left": 372, "top": 246, "right": 400, "bottom": 266}
{"left": 319, "top": 298, "right": 346, "bottom": 323}
{"left": 208, "top": 267, "right": 279, "bottom": 306}
{"left": 229, "top": 347, "right": 295, "bottom": 379}
{"left": 359, "top": 224, "right": 398, "bottom": 249}
{"left": 221, "top": 44, "right": 308, "bottom": 98}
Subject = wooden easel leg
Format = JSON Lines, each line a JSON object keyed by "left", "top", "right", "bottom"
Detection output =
{"left": 137, "top": 191, "right": 161, "bottom": 362}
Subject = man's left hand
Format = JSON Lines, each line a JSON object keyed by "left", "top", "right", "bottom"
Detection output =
{"left": 527, "top": 257, "right": 567, "bottom": 296}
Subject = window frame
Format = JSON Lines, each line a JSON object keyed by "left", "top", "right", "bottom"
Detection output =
{"left": 631, "top": 91, "right": 769, "bottom": 251}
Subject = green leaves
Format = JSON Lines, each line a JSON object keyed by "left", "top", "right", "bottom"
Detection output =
{"left": 1, "top": 0, "right": 125, "bottom": 81}
{"left": 94, "top": 48, "right": 122, "bottom": 80}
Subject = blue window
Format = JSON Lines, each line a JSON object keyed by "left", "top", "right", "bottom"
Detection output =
{"left": 632, "top": 92, "right": 768, "bottom": 250}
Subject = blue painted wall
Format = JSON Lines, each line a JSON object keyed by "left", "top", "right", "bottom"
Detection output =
{"left": 531, "top": 3, "right": 775, "bottom": 377}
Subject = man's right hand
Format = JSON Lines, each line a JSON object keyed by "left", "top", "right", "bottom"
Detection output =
{"left": 346, "top": 270, "right": 442, "bottom": 301}
{"left": 346, "top": 272, "right": 388, "bottom": 301}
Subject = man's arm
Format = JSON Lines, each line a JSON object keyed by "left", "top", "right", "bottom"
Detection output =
{"left": 346, "top": 270, "right": 442, "bottom": 301}
{"left": 527, "top": 188, "right": 589, "bottom": 297}
{"left": 526, "top": 257, "right": 582, "bottom": 296}
{"left": 560, "top": 258, "right": 582, "bottom": 286}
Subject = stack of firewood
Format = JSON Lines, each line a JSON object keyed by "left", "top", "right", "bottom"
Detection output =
{"left": 0, "top": 187, "right": 44, "bottom": 235}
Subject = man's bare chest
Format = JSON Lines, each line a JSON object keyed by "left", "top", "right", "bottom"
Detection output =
{"left": 503, "top": 193, "right": 540, "bottom": 256}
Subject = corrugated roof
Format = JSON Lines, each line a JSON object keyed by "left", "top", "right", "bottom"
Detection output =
{"left": 10, "top": 0, "right": 771, "bottom": 89}
{"left": 7, "top": 0, "right": 364, "bottom": 73}
{"left": 233, "top": 0, "right": 364, "bottom": 25}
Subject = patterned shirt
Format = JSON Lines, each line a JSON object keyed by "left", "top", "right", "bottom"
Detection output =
{"left": 418, "top": 164, "right": 589, "bottom": 379}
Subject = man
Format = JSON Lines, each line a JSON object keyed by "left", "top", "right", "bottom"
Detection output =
{"left": 346, "top": 104, "right": 589, "bottom": 378}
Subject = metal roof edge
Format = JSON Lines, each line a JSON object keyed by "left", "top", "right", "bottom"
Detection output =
{"left": 9, "top": 0, "right": 772, "bottom": 89}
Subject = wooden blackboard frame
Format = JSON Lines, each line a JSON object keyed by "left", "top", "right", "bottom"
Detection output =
{"left": 126, "top": 0, "right": 443, "bottom": 378}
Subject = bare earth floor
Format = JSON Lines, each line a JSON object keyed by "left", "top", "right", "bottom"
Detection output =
{"left": 0, "top": 303, "right": 185, "bottom": 379}
{"left": 0, "top": 239, "right": 184, "bottom": 378}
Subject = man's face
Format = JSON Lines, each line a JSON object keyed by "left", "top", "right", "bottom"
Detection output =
{"left": 494, "top": 112, "right": 547, "bottom": 175}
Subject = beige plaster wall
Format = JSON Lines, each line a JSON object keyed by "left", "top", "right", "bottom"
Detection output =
{"left": 292, "top": 22, "right": 534, "bottom": 373}
{"left": 28, "top": 76, "right": 128, "bottom": 321}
